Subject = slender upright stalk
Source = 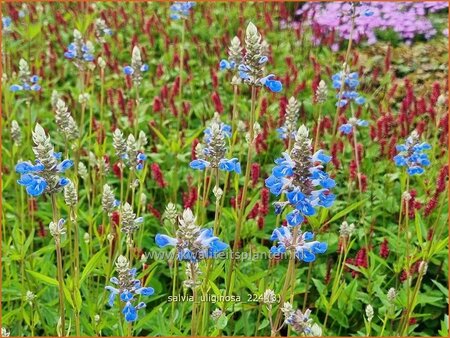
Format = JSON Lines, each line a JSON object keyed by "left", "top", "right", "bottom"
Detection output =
{"left": 190, "top": 262, "right": 198, "bottom": 336}
{"left": 51, "top": 194, "right": 65, "bottom": 336}
{"left": 271, "top": 227, "right": 299, "bottom": 336}
{"left": 224, "top": 85, "right": 257, "bottom": 305}
{"left": 331, "top": 8, "right": 355, "bottom": 139}
{"left": 177, "top": 19, "right": 186, "bottom": 137}
{"left": 70, "top": 206, "right": 81, "bottom": 336}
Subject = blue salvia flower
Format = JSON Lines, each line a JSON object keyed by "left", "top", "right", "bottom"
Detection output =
{"left": 155, "top": 208, "right": 228, "bottom": 262}
{"left": 16, "top": 124, "right": 73, "bottom": 197}
{"left": 2, "top": 16, "right": 12, "bottom": 32}
{"left": 10, "top": 59, "right": 41, "bottom": 92}
{"left": 94, "top": 18, "right": 113, "bottom": 43}
{"left": 123, "top": 45, "right": 148, "bottom": 86}
{"left": 232, "top": 22, "right": 282, "bottom": 93}
{"left": 265, "top": 125, "right": 335, "bottom": 226}
{"left": 339, "top": 117, "right": 368, "bottom": 135}
{"left": 270, "top": 227, "right": 327, "bottom": 263}
{"left": 393, "top": 130, "right": 431, "bottom": 176}
{"left": 332, "top": 68, "right": 365, "bottom": 107}
{"left": 282, "top": 305, "right": 316, "bottom": 335}
{"left": 169, "top": 2, "right": 195, "bottom": 20}
{"left": 106, "top": 255, "right": 154, "bottom": 322}
{"left": 190, "top": 118, "right": 241, "bottom": 174}
{"left": 219, "top": 36, "right": 243, "bottom": 75}
{"left": 64, "top": 29, "right": 95, "bottom": 70}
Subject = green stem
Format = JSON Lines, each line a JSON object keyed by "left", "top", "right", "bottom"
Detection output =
{"left": 224, "top": 85, "right": 257, "bottom": 306}
{"left": 51, "top": 194, "right": 65, "bottom": 336}
{"left": 271, "top": 227, "right": 299, "bottom": 336}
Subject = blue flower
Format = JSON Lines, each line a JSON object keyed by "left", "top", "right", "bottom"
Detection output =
{"left": 155, "top": 209, "right": 228, "bottom": 262}
{"left": 219, "top": 59, "right": 236, "bottom": 70}
{"left": 170, "top": 2, "right": 196, "bottom": 20}
{"left": 155, "top": 234, "right": 178, "bottom": 247}
{"left": 17, "top": 174, "right": 48, "bottom": 197}
{"left": 56, "top": 159, "right": 74, "bottom": 173}
{"left": 15, "top": 161, "right": 43, "bottom": 174}
{"left": 265, "top": 127, "right": 335, "bottom": 227}
{"left": 270, "top": 226, "right": 327, "bottom": 262}
{"left": 189, "top": 159, "right": 210, "bottom": 171}
{"left": 123, "top": 302, "right": 138, "bottom": 322}
{"left": 339, "top": 118, "right": 368, "bottom": 135}
{"left": 355, "top": 96, "right": 366, "bottom": 105}
{"left": 312, "top": 150, "right": 331, "bottom": 164}
{"left": 10, "top": 75, "right": 41, "bottom": 93}
{"left": 260, "top": 74, "right": 282, "bottom": 93}
{"left": 363, "top": 8, "right": 374, "bottom": 17}
{"left": 16, "top": 150, "right": 73, "bottom": 197}
{"left": 106, "top": 261, "right": 154, "bottom": 323}
{"left": 332, "top": 70, "right": 365, "bottom": 105}
{"left": 219, "top": 158, "right": 241, "bottom": 174}
{"left": 2, "top": 16, "right": 11, "bottom": 30}
{"left": 394, "top": 133, "right": 431, "bottom": 176}
{"left": 339, "top": 123, "right": 353, "bottom": 134}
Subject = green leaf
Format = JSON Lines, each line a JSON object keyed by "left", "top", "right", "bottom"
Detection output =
{"left": 26, "top": 270, "right": 58, "bottom": 286}
{"left": 326, "top": 199, "right": 367, "bottom": 225}
{"left": 215, "top": 314, "right": 228, "bottom": 330}
{"left": 414, "top": 211, "right": 424, "bottom": 246}
{"left": 80, "top": 248, "right": 107, "bottom": 285}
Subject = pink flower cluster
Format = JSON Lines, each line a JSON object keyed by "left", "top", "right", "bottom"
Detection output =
{"left": 296, "top": 2, "right": 448, "bottom": 46}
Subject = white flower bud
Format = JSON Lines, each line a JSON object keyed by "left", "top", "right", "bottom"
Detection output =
{"left": 365, "top": 304, "right": 374, "bottom": 322}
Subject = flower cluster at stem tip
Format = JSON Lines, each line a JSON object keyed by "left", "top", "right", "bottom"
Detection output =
{"left": 155, "top": 208, "right": 228, "bottom": 262}
{"left": 270, "top": 227, "right": 327, "bottom": 263}
{"left": 220, "top": 22, "right": 282, "bottom": 93}
{"left": 339, "top": 117, "right": 368, "bottom": 135}
{"left": 332, "top": 69, "right": 366, "bottom": 107}
{"left": 10, "top": 59, "right": 41, "bottom": 92}
{"left": 169, "top": 2, "right": 196, "bottom": 20}
{"left": 106, "top": 256, "right": 154, "bottom": 322}
{"left": 190, "top": 115, "right": 241, "bottom": 174}
{"left": 265, "top": 125, "right": 335, "bottom": 227}
{"left": 393, "top": 130, "right": 431, "bottom": 176}
{"left": 16, "top": 124, "right": 73, "bottom": 197}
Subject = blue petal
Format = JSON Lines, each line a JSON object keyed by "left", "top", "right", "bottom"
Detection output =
{"left": 64, "top": 51, "right": 76, "bottom": 59}
{"left": 219, "top": 59, "right": 230, "bottom": 70}
{"left": 265, "top": 80, "right": 283, "bottom": 93}
{"left": 56, "top": 159, "right": 74, "bottom": 173}
{"left": 120, "top": 290, "right": 134, "bottom": 302}
{"left": 312, "top": 150, "right": 331, "bottom": 164}
{"left": 311, "top": 242, "right": 327, "bottom": 254}
{"left": 189, "top": 159, "right": 210, "bottom": 171}
{"left": 339, "top": 124, "right": 353, "bottom": 134}
{"left": 26, "top": 177, "right": 47, "bottom": 196}
{"left": 136, "top": 287, "right": 154, "bottom": 296}
{"left": 297, "top": 249, "right": 316, "bottom": 263}
{"left": 286, "top": 209, "right": 304, "bottom": 226}
{"left": 155, "top": 234, "right": 177, "bottom": 247}
{"left": 209, "top": 239, "right": 228, "bottom": 256}
{"left": 355, "top": 96, "right": 366, "bottom": 105}
{"left": 123, "top": 66, "right": 134, "bottom": 75}
{"left": 16, "top": 162, "right": 37, "bottom": 174}
{"left": 59, "top": 177, "right": 70, "bottom": 187}
{"left": 107, "top": 290, "right": 117, "bottom": 307}
{"left": 303, "top": 232, "right": 314, "bottom": 241}
{"left": 10, "top": 84, "right": 23, "bottom": 92}
{"left": 122, "top": 302, "right": 138, "bottom": 322}
{"left": 140, "top": 64, "right": 149, "bottom": 72}
{"left": 393, "top": 155, "right": 407, "bottom": 167}
{"left": 17, "top": 174, "right": 34, "bottom": 186}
